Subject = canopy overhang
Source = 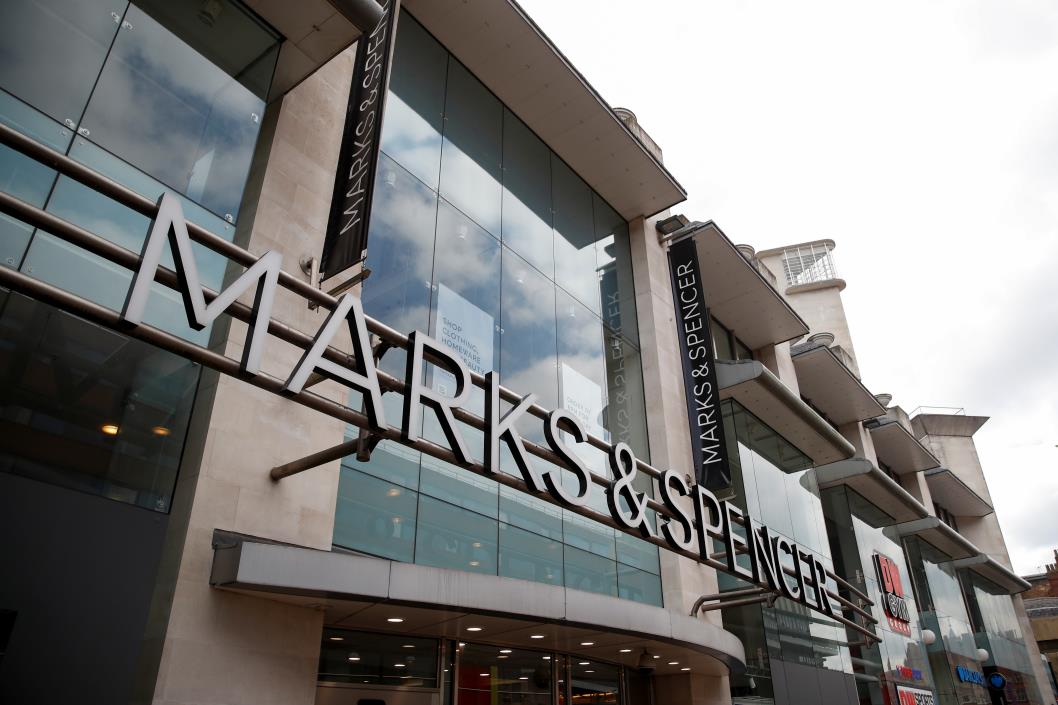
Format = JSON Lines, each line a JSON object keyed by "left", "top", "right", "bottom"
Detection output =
{"left": 889, "top": 517, "right": 977, "bottom": 560}
{"left": 674, "top": 223, "right": 809, "bottom": 349}
{"left": 717, "top": 360, "right": 854, "bottom": 465}
{"left": 211, "top": 532, "right": 746, "bottom": 675}
{"left": 865, "top": 418, "right": 939, "bottom": 475}
{"left": 813, "top": 458, "right": 929, "bottom": 525}
{"left": 402, "top": 0, "right": 687, "bottom": 221}
{"left": 791, "top": 343, "right": 885, "bottom": 425}
{"left": 947, "top": 554, "right": 1031, "bottom": 594}
{"left": 923, "top": 468, "right": 993, "bottom": 517}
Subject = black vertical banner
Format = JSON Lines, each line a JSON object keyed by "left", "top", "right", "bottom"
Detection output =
{"left": 321, "top": 0, "right": 399, "bottom": 277}
{"left": 668, "top": 237, "right": 731, "bottom": 490}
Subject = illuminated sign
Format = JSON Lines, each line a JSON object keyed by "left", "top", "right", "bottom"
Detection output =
{"left": 986, "top": 672, "right": 1006, "bottom": 691}
{"left": 874, "top": 553, "right": 912, "bottom": 636}
{"left": 895, "top": 685, "right": 936, "bottom": 705}
{"left": 956, "top": 666, "right": 985, "bottom": 686}
{"left": 893, "top": 666, "right": 924, "bottom": 681}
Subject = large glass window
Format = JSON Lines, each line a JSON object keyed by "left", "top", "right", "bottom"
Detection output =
{"left": 335, "top": 8, "right": 656, "bottom": 606}
{"left": 318, "top": 629, "right": 439, "bottom": 687}
{"left": 457, "top": 643, "right": 552, "bottom": 705}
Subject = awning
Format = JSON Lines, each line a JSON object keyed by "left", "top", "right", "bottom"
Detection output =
{"left": 923, "top": 468, "right": 993, "bottom": 517}
{"left": 947, "top": 554, "right": 1031, "bottom": 595}
{"left": 812, "top": 458, "right": 929, "bottom": 525}
{"left": 889, "top": 517, "right": 977, "bottom": 560}
{"left": 791, "top": 342, "right": 886, "bottom": 425}
{"left": 675, "top": 223, "right": 809, "bottom": 349}
{"left": 717, "top": 360, "right": 854, "bottom": 465}
{"left": 402, "top": 0, "right": 686, "bottom": 221}
{"left": 865, "top": 418, "right": 939, "bottom": 475}
{"left": 211, "top": 532, "right": 746, "bottom": 676}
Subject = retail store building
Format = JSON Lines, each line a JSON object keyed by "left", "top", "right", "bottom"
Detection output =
{"left": 0, "top": 1, "right": 1049, "bottom": 704}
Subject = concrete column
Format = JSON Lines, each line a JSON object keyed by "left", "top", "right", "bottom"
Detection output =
{"left": 755, "top": 342, "right": 799, "bottom": 397}
{"left": 147, "top": 49, "right": 358, "bottom": 705}
{"left": 628, "top": 216, "right": 731, "bottom": 705}
{"left": 838, "top": 420, "right": 878, "bottom": 467}
{"left": 653, "top": 672, "right": 732, "bottom": 705}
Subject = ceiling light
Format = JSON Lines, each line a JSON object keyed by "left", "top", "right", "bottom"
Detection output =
{"left": 498, "top": 655, "right": 507, "bottom": 659}
{"left": 387, "top": 488, "right": 401, "bottom": 497}
{"left": 619, "top": 649, "right": 632, "bottom": 653}
{"left": 151, "top": 426, "right": 171, "bottom": 436}
{"left": 579, "top": 661, "right": 589, "bottom": 665}
{"left": 580, "top": 642, "right": 594, "bottom": 646}
{"left": 387, "top": 618, "right": 404, "bottom": 623}
{"left": 653, "top": 655, "right": 660, "bottom": 659}
{"left": 458, "top": 642, "right": 465, "bottom": 647}
{"left": 394, "top": 663, "right": 406, "bottom": 668}
{"left": 479, "top": 673, "right": 489, "bottom": 677}
{"left": 348, "top": 656, "right": 360, "bottom": 661}
{"left": 668, "top": 661, "right": 678, "bottom": 665}
{"left": 681, "top": 667, "right": 691, "bottom": 671}
{"left": 402, "top": 644, "right": 414, "bottom": 648}
{"left": 329, "top": 636, "right": 344, "bottom": 641}
{"left": 466, "top": 627, "right": 482, "bottom": 632}
{"left": 519, "top": 676, "right": 529, "bottom": 680}
{"left": 101, "top": 424, "right": 120, "bottom": 435}
{"left": 585, "top": 670, "right": 595, "bottom": 673}
{"left": 542, "top": 656, "right": 551, "bottom": 660}
{"left": 469, "top": 560, "right": 480, "bottom": 567}
{"left": 472, "top": 541, "right": 482, "bottom": 548}
{"left": 530, "top": 635, "right": 545, "bottom": 639}
{"left": 500, "top": 649, "right": 512, "bottom": 654}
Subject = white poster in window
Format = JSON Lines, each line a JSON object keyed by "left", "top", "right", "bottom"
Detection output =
{"left": 560, "top": 363, "right": 607, "bottom": 441}
{"left": 434, "top": 284, "right": 494, "bottom": 409}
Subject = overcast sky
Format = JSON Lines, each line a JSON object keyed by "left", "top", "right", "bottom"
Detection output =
{"left": 519, "top": 0, "right": 1058, "bottom": 574}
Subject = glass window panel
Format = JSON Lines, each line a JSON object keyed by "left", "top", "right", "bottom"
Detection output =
{"left": 617, "top": 563, "right": 662, "bottom": 606}
{"left": 501, "top": 109, "right": 553, "bottom": 277}
{"left": 333, "top": 467, "right": 417, "bottom": 562}
{"left": 0, "top": 292, "right": 198, "bottom": 512}
{"left": 711, "top": 317, "right": 735, "bottom": 360}
{"left": 362, "top": 153, "right": 437, "bottom": 332}
{"left": 499, "top": 485, "right": 563, "bottom": 541}
{"left": 343, "top": 390, "right": 421, "bottom": 490}
{"left": 438, "top": 60, "right": 501, "bottom": 236}
{"left": 563, "top": 544, "right": 618, "bottom": 598}
{"left": 415, "top": 494, "right": 498, "bottom": 574}
{"left": 318, "top": 629, "right": 438, "bottom": 687}
{"left": 498, "top": 521, "right": 563, "bottom": 586}
{"left": 595, "top": 210, "right": 637, "bottom": 345}
{"left": 0, "top": 0, "right": 124, "bottom": 126}
{"left": 569, "top": 659, "right": 620, "bottom": 704}
{"left": 80, "top": 3, "right": 278, "bottom": 221}
{"left": 563, "top": 511, "right": 616, "bottom": 560}
{"left": 552, "top": 157, "right": 598, "bottom": 312}
{"left": 456, "top": 643, "right": 552, "bottom": 705}
{"left": 602, "top": 332, "right": 649, "bottom": 458}
{"left": 380, "top": 13, "right": 447, "bottom": 188}
{"left": 616, "top": 533, "right": 660, "bottom": 575}
{"left": 500, "top": 247, "right": 558, "bottom": 409}
{"left": 418, "top": 454, "right": 498, "bottom": 519}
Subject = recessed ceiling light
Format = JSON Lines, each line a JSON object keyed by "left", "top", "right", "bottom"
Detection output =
{"left": 328, "top": 636, "right": 344, "bottom": 641}
{"left": 348, "top": 656, "right": 360, "bottom": 661}
{"left": 472, "top": 541, "right": 482, "bottom": 548}
{"left": 386, "top": 488, "right": 401, "bottom": 497}
{"left": 579, "top": 661, "right": 590, "bottom": 665}
{"left": 479, "top": 673, "right": 489, "bottom": 677}
{"left": 668, "top": 661, "right": 678, "bottom": 665}
{"left": 530, "top": 635, "right": 545, "bottom": 639}
{"left": 402, "top": 644, "right": 415, "bottom": 648}
{"left": 101, "top": 424, "right": 119, "bottom": 435}
{"left": 498, "top": 655, "right": 508, "bottom": 659}
{"left": 394, "top": 663, "right": 406, "bottom": 668}
{"left": 387, "top": 618, "right": 404, "bottom": 623}
{"left": 466, "top": 627, "right": 483, "bottom": 632}
{"left": 653, "top": 655, "right": 660, "bottom": 659}
{"left": 500, "top": 649, "right": 512, "bottom": 654}
{"left": 580, "top": 642, "right": 594, "bottom": 646}
{"left": 542, "top": 656, "right": 551, "bottom": 660}
{"left": 519, "top": 676, "right": 529, "bottom": 680}
{"left": 458, "top": 642, "right": 466, "bottom": 647}
{"left": 619, "top": 649, "right": 632, "bottom": 653}
{"left": 585, "top": 670, "right": 595, "bottom": 673}
{"left": 681, "top": 667, "right": 691, "bottom": 671}
{"left": 469, "top": 560, "right": 480, "bottom": 567}
{"left": 151, "top": 426, "right": 170, "bottom": 436}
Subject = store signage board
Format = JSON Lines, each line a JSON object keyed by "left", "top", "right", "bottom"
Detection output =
{"left": 874, "top": 553, "right": 912, "bottom": 636}
{"left": 667, "top": 236, "right": 731, "bottom": 490}
{"left": 322, "top": 0, "right": 399, "bottom": 276}
{"left": 956, "top": 666, "right": 986, "bottom": 686}
{"left": 102, "top": 193, "right": 871, "bottom": 627}
{"left": 895, "top": 685, "right": 936, "bottom": 705}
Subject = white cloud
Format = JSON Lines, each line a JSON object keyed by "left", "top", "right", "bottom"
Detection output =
{"left": 520, "top": 0, "right": 1058, "bottom": 574}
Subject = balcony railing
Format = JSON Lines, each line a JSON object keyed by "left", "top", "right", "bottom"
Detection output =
{"left": 781, "top": 242, "right": 838, "bottom": 287}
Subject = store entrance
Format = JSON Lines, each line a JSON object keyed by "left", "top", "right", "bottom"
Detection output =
{"left": 315, "top": 628, "right": 623, "bottom": 705}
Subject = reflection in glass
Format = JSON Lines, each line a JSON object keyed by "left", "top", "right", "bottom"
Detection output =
{"left": 415, "top": 494, "right": 498, "bottom": 574}
{"left": 569, "top": 659, "right": 620, "bottom": 704}
{"left": 438, "top": 61, "right": 502, "bottom": 236}
{"left": 553, "top": 157, "right": 598, "bottom": 313}
{"left": 380, "top": 13, "right": 447, "bottom": 188}
{"left": 499, "top": 522, "right": 563, "bottom": 586}
{"left": 333, "top": 467, "right": 417, "bottom": 562}
{"left": 564, "top": 544, "right": 618, "bottom": 597}
{"left": 595, "top": 210, "right": 638, "bottom": 345}
{"left": 502, "top": 109, "right": 554, "bottom": 277}
{"left": 80, "top": 3, "right": 278, "bottom": 221}
{"left": 318, "top": 629, "right": 438, "bottom": 687}
{"left": 457, "top": 643, "right": 552, "bottom": 705}
{"left": 500, "top": 247, "right": 558, "bottom": 409}
{"left": 0, "top": 293, "right": 198, "bottom": 512}
{"left": 0, "top": 0, "right": 124, "bottom": 126}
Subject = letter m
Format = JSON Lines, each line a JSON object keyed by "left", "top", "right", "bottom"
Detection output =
{"left": 121, "top": 192, "right": 281, "bottom": 375}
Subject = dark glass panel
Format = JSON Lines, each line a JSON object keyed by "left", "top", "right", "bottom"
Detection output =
{"left": 318, "top": 629, "right": 438, "bottom": 687}
{"left": 502, "top": 109, "right": 554, "bottom": 277}
{"left": 333, "top": 467, "right": 417, "bottom": 562}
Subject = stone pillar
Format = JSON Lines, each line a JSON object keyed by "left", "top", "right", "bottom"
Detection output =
{"left": 146, "top": 49, "right": 358, "bottom": 705}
